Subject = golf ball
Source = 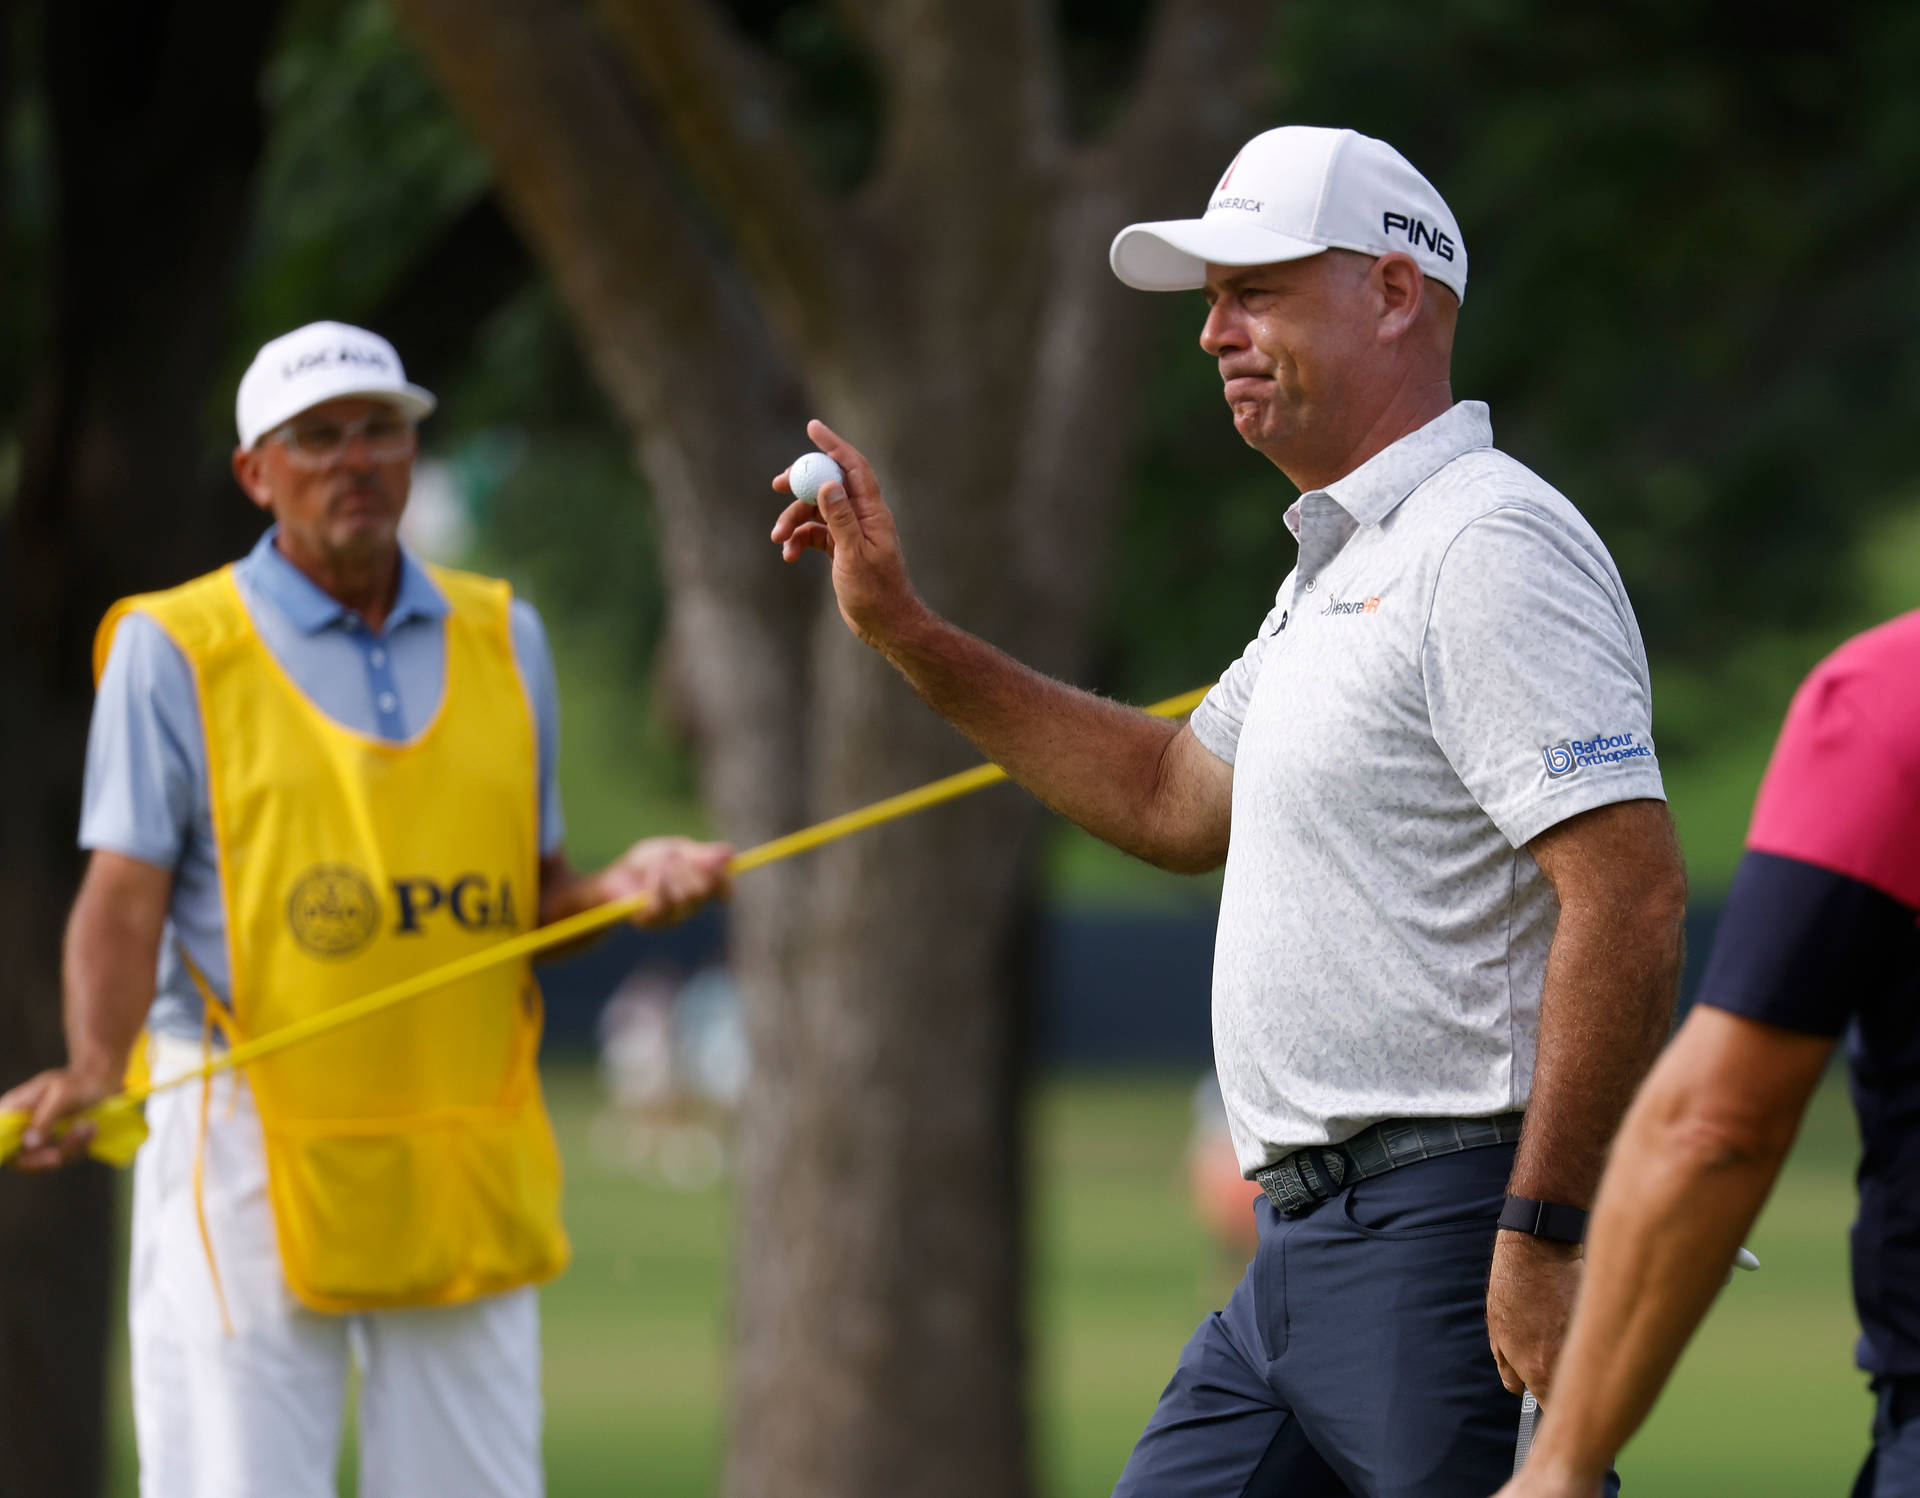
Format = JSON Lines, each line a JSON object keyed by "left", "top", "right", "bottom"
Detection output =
{"left": 788, "top": 451, "right": 843, "bottom": 506}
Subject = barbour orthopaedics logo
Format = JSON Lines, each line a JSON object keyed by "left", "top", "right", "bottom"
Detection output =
{"left": 1541, "top": 733, "right": 1653, "bottom": 779}
{"left": 1320, "top": 593, "right": 1382, "bottom": 617}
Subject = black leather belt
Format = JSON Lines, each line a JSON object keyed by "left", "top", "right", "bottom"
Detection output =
{"left": 1255, "top": 1113, "right": 1525, "bottom": 1218}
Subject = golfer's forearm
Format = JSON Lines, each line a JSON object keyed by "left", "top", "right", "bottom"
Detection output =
{"left": 878, "top": 610, "right": 1225, "bottom": 871}
{"left": 1528, "top": 1079, "right": 1791, "bottom": 1477}
{"left": 1510, "top": 899, "right": 1682, "bottom": 1206}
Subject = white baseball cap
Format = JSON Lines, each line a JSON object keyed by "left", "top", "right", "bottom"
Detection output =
{"left": 1110, "top": 126, "right": 1467, "bottom": 303}
{"left": 235, "top": 320, "right": 436, "bottom": 449}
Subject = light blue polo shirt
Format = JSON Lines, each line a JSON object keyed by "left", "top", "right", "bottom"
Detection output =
{"left": 80, "top": 527, "right": 566, "bottom": 1041}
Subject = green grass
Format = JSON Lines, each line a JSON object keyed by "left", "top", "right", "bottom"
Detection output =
{"left": 1038, "top": 1076, "right": 1872, "bottom": 1496}
{"left": 104, "top": 1065, "right": 1869, "bottom": 1495}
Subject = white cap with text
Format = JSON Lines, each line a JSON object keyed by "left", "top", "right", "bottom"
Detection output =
{"left": 1110, "top": 126, "right": 1467, "bottom": 303}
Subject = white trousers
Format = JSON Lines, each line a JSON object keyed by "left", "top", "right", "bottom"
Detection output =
{"left": 130, "top": 1036, "right": 545, "bottom": 1498}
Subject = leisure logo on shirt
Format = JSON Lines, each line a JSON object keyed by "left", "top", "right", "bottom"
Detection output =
{"left": 1541, "top": 732, "right": 1654, "bottom": 779}
{"left": 1319, "top": 592, "right": 1382, "bottom": 617}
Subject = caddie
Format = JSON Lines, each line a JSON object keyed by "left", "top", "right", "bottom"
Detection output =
{"left": 771, "top": 126, "right": 1689, "bottom": 1494}
{"left": 0, "top": 320, "right": 732, "bottom": 1498}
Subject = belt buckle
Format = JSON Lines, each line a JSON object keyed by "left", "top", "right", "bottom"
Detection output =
{"left": 1263, "top": 1145, "right": 1353, "bottom": 1217}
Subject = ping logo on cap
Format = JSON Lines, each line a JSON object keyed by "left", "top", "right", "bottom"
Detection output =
{"left": 1382, "top": 211, "right": 1456, "bottom": 262}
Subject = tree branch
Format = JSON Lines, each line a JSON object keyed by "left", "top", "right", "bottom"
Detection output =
{"left": 798, "top": 0, "right": 1064, "bottom": 448}
{"left": 1006, "top": 0, "right": 1275, "bottom": 669}
{"left": 393, "top": 0, "right": 820, "bottom": 849}
{"left": 821, "top": 0, "right": 885, "bottom": 55}
{"left": 1108, "top": 0, "right": 1274, "bottom": 189}
{"left": 394, "top": 0, "right": 746, "bottom": 447}
{"left": 594, "top": 0, "right": 845, "bottom": 359}
{"left": 863, "top": 0, "right": 1059, "bottom": 239}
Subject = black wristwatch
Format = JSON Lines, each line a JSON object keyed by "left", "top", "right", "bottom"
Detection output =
{"left": 1498, "top": 1195, "right": 1588, "bottom": 1244}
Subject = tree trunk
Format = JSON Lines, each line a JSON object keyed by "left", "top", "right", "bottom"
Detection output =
{"left": 0, "top": 4, "right": 282, "bottom": 1492}
{"left": 392, "top": 3, "right": 1268, "bottom": 1493}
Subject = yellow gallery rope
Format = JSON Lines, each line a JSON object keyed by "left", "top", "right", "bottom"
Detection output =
{"left": 0, "top": 685, "right": 1213, "bottom": 1169}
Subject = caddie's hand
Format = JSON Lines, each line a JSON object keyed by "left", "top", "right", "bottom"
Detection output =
{"left": 1487, "top": 1229, "right": 1582, "bottom": 1405}
{"left": 0, "top": 1067, "right": 118, "bottom": 1171}
{"left": 597, "top": 837, "right": 733, "bottom": 929}
{"left": 770, "top": 419, "right": 927, "bottom": 649}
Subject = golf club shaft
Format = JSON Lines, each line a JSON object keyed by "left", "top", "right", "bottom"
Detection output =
{"left": 107, "top": 682, "right": 1215, "bottom": 1109}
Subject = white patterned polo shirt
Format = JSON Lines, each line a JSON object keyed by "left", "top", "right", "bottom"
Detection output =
{"left": 1191, "top": 400, "right": 1667, "bottom": 1174}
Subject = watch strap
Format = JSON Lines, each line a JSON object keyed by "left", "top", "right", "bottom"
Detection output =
{"left": 1499, "top": 1194, "right": 1588, "bottom": 1244}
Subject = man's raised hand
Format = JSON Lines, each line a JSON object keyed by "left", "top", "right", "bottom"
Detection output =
{"left": 771, "top": 419, "right": 926, "bottom": 650}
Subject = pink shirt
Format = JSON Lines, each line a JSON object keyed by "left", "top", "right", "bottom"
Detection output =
{"left": 1700, "top": 609, "right": 1920, "bottom": 1377}
{"left": 1748, "top": 609, "right": 1920, "bottom": 912}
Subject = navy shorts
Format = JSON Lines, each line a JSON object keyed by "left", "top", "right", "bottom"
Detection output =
{"left": 1113, "top": 1141, "right": 1621, "bottom": 1498}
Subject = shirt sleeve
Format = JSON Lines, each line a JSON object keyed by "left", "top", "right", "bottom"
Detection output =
{"left": 79, "top": 612, "right": 203, "bottom": 870}
{"left": 1189, "top": 575, "right": 1296, "bottom": 767}
{"left": 1746, "top": 663, "right": 1920, "bottom": 911}
{"left": 1695, "top": 851, "right": 1917, "bottom": 1037}
{"left": 509, "top": 598, "right": 567, "bottom": 857}
{"left": 1422, "top": 506, "right": 1666, "bottom": 847}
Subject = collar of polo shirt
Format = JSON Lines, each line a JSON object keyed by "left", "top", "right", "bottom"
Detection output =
{"left": 248, "top": 527, "right": 450, "bottom": 635}
{"left": 1286, "top": 402, "right": 1494, "bottom": 536}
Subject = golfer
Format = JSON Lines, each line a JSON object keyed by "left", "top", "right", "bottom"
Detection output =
{"left": 772, "top": 126, "right": 1687, "bottom": 1495}
{"left": 0, "top": 320, "right": 732, "bottom": 1498}
{"left": 1494, "top": 610, "right": 1920, "bottom": 1498}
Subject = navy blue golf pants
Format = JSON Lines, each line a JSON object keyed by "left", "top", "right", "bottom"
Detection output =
{"left": 1114, "top": 1141, "right": 1621, "bottom": 1498}
{"left": 1853, "top": 1382, "right": 1920, "bottom": 1496}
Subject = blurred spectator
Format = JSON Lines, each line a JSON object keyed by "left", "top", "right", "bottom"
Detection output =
{"left": 1188, "top": 1072, "right": 1261, "bottom": 1260}
{"left": 593, "top": 964, "right": 749, "bottom": 1190}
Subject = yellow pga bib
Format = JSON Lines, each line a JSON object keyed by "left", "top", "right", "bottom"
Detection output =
{"left": 99, "top": 564, "right": 569, "bottom": 1312}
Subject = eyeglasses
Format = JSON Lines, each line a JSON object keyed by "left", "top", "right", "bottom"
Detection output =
{"left": 266, "top": 409, "right": 417, "bottom": 468}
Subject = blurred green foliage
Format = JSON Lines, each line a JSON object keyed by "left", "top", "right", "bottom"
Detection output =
{"left": 8, "top": 0, "right": 1916, "bottom": 887}
{"left": 244, "top": 0, "right": 486, "bottom": 345}
{"left": 1106, "top": 1, "right": 1920, "bottom": 824}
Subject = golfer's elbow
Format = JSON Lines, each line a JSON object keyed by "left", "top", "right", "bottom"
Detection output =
{"left": 1133, "top": 793, "right": 1229, "bottom": 874}
{"left": 1133, "top": 724, "right": 1231, "bottom": 874}
{"left": 1621, "top": 858, "right": 1690, "bottom": 953}
{"left": 1146, "top": 831, "right": 1228, "bottom": 876}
